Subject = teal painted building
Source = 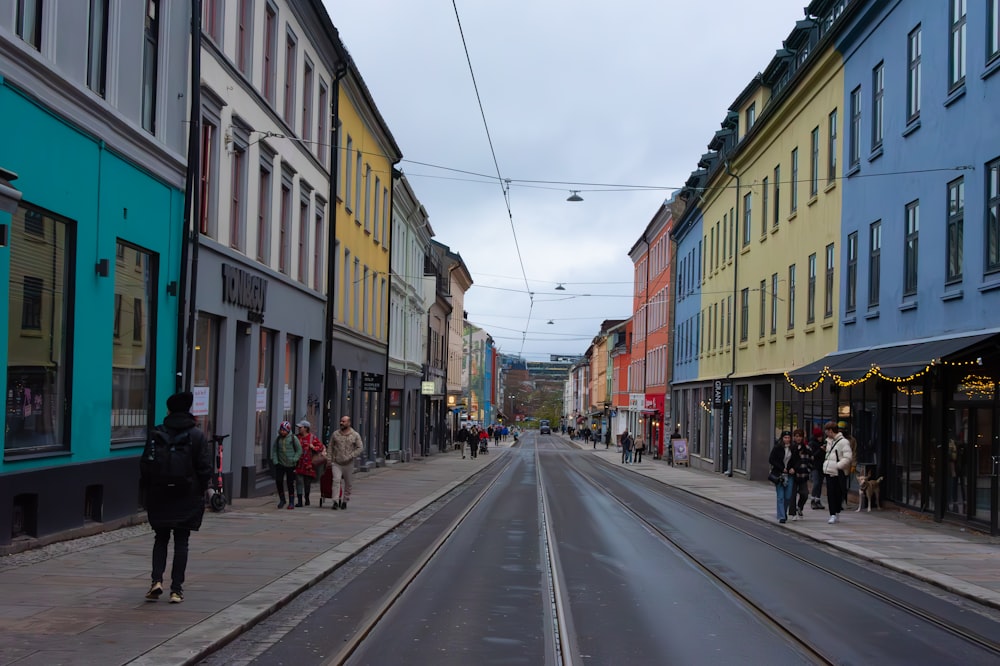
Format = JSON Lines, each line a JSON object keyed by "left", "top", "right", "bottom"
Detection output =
{"left": 1, "top": 1, "right": 190, "bottom": 549}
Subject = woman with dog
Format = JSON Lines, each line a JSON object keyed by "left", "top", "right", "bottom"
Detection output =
{"left": 822, "top": 421, "right": 854, "bottom": 524}
{"left": 768, "top": 430, "right": 800, "bottom": 524}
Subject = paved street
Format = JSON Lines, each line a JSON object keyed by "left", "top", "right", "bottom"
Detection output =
{"left": 0, "top": 435, "right": 998, "bottom": 665}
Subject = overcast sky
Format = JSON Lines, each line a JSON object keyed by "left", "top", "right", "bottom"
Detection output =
{"left": 325, "top": 0, "right": 810, "bottom": 361}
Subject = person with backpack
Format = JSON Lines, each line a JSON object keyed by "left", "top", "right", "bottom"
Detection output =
{"left": 140, "top": 391, "right": 212, "bottom": 604}
{"left": 271, "top": 421, "right": 302, "bottom": 510}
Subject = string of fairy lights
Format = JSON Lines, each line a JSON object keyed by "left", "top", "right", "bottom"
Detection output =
{"left": 783, "top": 357, "right": 986, "bottom": 394}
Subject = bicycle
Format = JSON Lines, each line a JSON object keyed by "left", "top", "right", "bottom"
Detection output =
{"left": 208, "top": 434, "right": 229, "bottom": 512}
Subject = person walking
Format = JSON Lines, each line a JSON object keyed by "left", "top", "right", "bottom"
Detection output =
{"left": 271, "top": 421, "right": 301, "bottom": 510}
{"left": 456, "top": 426, "right": 469, "bottom": 458}
{"left": 633, "top": 436, "right": 646, "bottom": 463}
{"left": 140, "top": 391, "right": 213, "bottom": 604}
{"left": 790, "top": 429, "right": 812, "bottom": 520}
{"left": 328, "top": 415, "right": 364, "bottom": 510}
{"left": 621, "top": 431, "right": 634, "bottom": 464}
{"left": 808, "top": 426, "right": 827, "bottom": 510}
{"left": 822, "top": 421, "right": 853, "bottom": 524}
{"left": 768, "top": 430, "right": 799, "bottom": 524}
{"left": 294, "top": 420, "right": 325, "bottom": 506}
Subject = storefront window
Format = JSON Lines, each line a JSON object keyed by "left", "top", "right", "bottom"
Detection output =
{"left": 254, "top": 328, "right": 275, "bottom": 472}
{"left": 283, "top": 335, "right": 299, "bottom": 423}
{"left": 6, "top": 204, "right": 74, "bottom": 453}
{"left": 193, "top": 314, "right": 220, "bottom": 438}
{"left": 111, "top": 241, "right": 156, "bottom": 444}
{"left": 890, "top": 386, "right": 925, "bottom": 510}
{"left": 736, "top": 385, "right": 749, "bottom": 471}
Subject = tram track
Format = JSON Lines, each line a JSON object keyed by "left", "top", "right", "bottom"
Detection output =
{"left": 557, "top": 444, "right": 1000, "bottom": 662}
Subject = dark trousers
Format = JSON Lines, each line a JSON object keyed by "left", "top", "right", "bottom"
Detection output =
{"left": 826, "top": 472, "right": 845, "bottom": 515}
{"left": 152, "top": 527, "right": 190, "bottom": 593}
{"left": 793, "top": 477, "right": 809, "bottom": 514}
{"left": 275, "top": 464, "right": 296, "bottom": 502}
{"left": 634, "top": 448, "right": 643, "bottom": 462}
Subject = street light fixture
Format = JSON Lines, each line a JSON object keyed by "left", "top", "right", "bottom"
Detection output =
{"left": 566, "top": 190, "right": 583, "bottom": 202}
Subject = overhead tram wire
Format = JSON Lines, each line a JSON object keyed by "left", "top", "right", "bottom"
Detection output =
{"left": 451, "top": 0, "right": 535, "bottom": 357}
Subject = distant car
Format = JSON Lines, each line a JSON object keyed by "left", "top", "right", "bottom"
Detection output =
{"left": 539, "top": 420, "right": 551, "bottom": 434}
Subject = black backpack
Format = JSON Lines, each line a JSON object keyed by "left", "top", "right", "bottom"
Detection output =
{"left": 141, "top": 427, "right": 195, "bottom": 489}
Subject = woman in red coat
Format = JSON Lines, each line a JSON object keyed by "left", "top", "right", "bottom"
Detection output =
{"left": 294, "top": 420, "right": 326, "bottom": 506}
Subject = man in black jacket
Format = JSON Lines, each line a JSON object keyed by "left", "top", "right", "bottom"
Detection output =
{"left": 141, "top": 391, "right": 213, "bottom": 604}
{"left": 808, "top": 426, "right": 827, "bottom": 510}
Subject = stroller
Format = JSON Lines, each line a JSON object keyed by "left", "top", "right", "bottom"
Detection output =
{"left": 479, "top": 438, "right": 489, "bottom": 454}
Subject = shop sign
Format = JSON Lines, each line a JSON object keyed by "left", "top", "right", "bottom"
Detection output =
{"left": 255, "top": 387, "right": 268, "bottom": 411}
{"left": 221, "top": 263, "right": 267, "bottom": 323}
{"left": 362, "top": 372, "right": 383, "bottom": 392}
{"left": 629, "top": 393, "right": 644, "bottom": 411}
{"left": 192, "top": 386, "right": 210, "bottom": 416}
{"left": 421, "top": 381, "right": 435, "bottom": 395}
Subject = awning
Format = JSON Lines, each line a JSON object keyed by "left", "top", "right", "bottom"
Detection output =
{"left": 787, "top": 332, "right": 997, "bottom": 389}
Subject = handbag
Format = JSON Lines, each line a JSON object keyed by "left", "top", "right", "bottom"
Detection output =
{"left": 768, "top": 471, "right": 782, "bottom": 485}
{"left": 311, "top": 444, "right": 327, "bottom": 467}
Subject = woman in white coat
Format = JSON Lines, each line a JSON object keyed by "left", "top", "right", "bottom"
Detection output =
{"left": 822, "top": 421, "right": 853, "bottom": 524}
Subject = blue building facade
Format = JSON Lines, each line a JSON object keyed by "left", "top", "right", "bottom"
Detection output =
{"left": 790, "top": 0, "right": 1000, "bottom": 532}
{"left": 1, "top": 2, "right": 190, "bottom": 548}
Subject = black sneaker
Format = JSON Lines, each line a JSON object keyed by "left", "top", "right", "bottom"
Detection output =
{"left": 339, "top": 500, "right": 347, "bottom": 510}
{"left": 332, "top": 501, "right": 339, "bottom": 510}
{"left": 145, "top": 582, "right": 163, "bottom": 601}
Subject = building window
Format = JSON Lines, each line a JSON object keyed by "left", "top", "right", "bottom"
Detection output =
{"left": 298, "top": 194, "right": 309, "bottom": 283}
{"left": 284, "top": 30, "right": 297, "bottom": 128}
{"left": 770, "top": 273, "right": 778, "bottom": 335}
{"left": 946, "top": 177, "right": 964, "bottom": 283}
{"left": 141, "top": 0, "right": 160, "bottom": 134}
{"left": 373, "top": 176, "right": 382, "bottom": 242}
{"left": 301, "top": 58, "right": 313, "bottom": 145}
{"left": 827, "top": 110, "right": 837, "bottom": 183}
{"left": 314, "top": 200, "right": 325, "bottom": 290}
{"left": 23, "top": 208, "right": 44, "bottom": 237}
{"left": 790, "top": 147, "right": 799, "bottom": 212}
{"left": 904, "top": 200, "right": 920, "bottom": 296}
{"left": 773, "top": 166, "right": 780, "bottom": 228}
{"left": 257, "top": 157, "right": 273, "bottom": 263}
{"left": 236, "top": 0, "right": 253, "bottom": 76}
{"left": 203, "top": 0, "right": 223, "bottom": 44}
{"left": 871, "top": 63, "right": 884, "bottom": 150}
{"left": 193, "top": 315, "right": 221, "bottom": 441}
{"left": 317, "top": 80, "right": 328, "bottom": 165}
{"left": 279, "top": 176, "right": 291, "bottom": 275}
{"left": 908, "top": 25, "right": 922, "bottom": 122}
{"left": 846, "top": 231, "right": 858, "bottom": 313}
{"left": 354, "top": 150, "right": 362, "bottom": 218}
{"left": 869, "top": 220, "right": 881, "bottom": 307}
{"left": 353, "top": 258, "right": 360, "bottom": 326}
{"left": 849, "top": 86, "right": 861, "bottom": 168}
{"left": 810, "top": 127, "right": 820, "bottom": 197}
{"left": 6, "top": 204, "right": 73, "bottom": 453}
{"left": 788, "top": 264, "right": 796, "bottom": 329}
{"left": 344, "top": 135, "right": 353, "bottom": 211}
{"left": 988, "top": 158, "right": 1000, "bottom": 273}
{"left": 745, "top": 103, "right": 756, "bottom": 132}
{"left": 760, "top": 178, "right": 769, "bottom": 237}
{"left": 990, "top": 0, "right": 1000, "bottom": 63}
{"left": 807, "top": 253, "right": 816, "bottom": 324}
{"left": 742, "top": 191, "right": 752, "bottom": 246}
{"left": 229, "top": 123, "right": 249, "bottom": 251}
{"left": 363, "top": 165, "right": 372, "bottom": 232}
{"left": 758, "top": 280, "right": 766, "bottom": 339}
{"left": 87, "top": 0, "right": 109, "bottom": 97}
{"left": 949, "top": 0, "right": 967, "bottom": 91}
{"left": 16, "top": 0, "right": 42, "bottom": 49}
{"left": 262, "top": 3, "right": 277, "bottom": 104}
{"left": 199, "top": 113, "right": 219, "bottom": 237}
{"left": 342, "top": 249, "right": 350, "bottom": 322}
{"left": 824, "top": 243, "right": 835, "bottom": 318}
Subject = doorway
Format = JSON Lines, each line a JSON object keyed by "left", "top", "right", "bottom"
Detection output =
{"left": 947, "top": 406, "right": 997, "bottom": 530}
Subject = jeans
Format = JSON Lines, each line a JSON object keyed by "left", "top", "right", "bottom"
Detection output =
{"left": 152, "top": 527, "right": 190, "bottom": 593}
{"left": 775, "top": 476, "right": 794, "bottom": 521}
{"left": 810, "top": 468, "right": 825, "bottom": 500}
{"left": 274, "top": 464, "right": 296, "bottom": 502}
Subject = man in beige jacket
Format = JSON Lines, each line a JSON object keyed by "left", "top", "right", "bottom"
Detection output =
{"left": 327, "top": 415, "right": 364, "bottom": 510}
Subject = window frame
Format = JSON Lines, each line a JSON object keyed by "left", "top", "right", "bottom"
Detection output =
{"left": 849, "top": 86, "right": 862, "bottom": 168}
{"left": 236, "top": 0, "right": 254, "bottom": 76}
{"left": 87, "top": 0, "right": 110, "bottom": 97}
{"left": 761, "top": 177, "right": 769, "bottom": 237}
{"left": 907, "top": 25, "right": 922, "bottom": 123}
{"left": 788, "top": 264, "right": 796, "bottom": 329}
{"left": 987, "top": 158, "right": 1000, "bottom": 274}
{"left": 827, "top": 109, "right": 837, "bottom": 184}
{"left": 203, "top": 0, "right": 223, "bottom": 44}
{"left": 946, "top": 177, "right": 964, "bottom": 284}
{"left": 904, "top": 200, "right": 920, "bottom": 297}
{"left": 846, "top": 231, "right": 858, "bottom": 313}
{"left": 869, "top": 220, "right": 882, "bottom": 307}
{"left": 871, "top": 63, "right": 884, "bottom": 151}
{"left": 807, "top": 253, "right": 817, "bottom": 324}
{"left": 141, "top": 0, "right": 160, "bottom": 134}
{"left": 810, "top": 126, "right": 820, "bottom": 197}
{"left": 790, "top": 147, "right": 799, "bottom": 212}
{"left": 283, "top": 27, "right": 298, "bottom": 128}
{"left": 773, "top": 165, "right": 781, "bottom": 228}
{"left": 262, "top": 2, "right": 278, "bottom": 104}
{"left": 742, "top": 191, "right": 752, "bottom": 246}
{"left": 759, "top": 279, "right": 766, "bottom": 339}
{"left": 990, "top": 0, "right": 1000, "bottom": 64}
{"left": 740, "top": 287, "right": 749, "bottom": 342}
{"left": 949, "top": 0, "right": 967, "bottom": 92}
{"left": 824, "top": 243, "right": 835, "bottom": 318}
{"left": 16, "top": 0, "right": 43, "bottom": 49}
{"left": 770, "top": 272, "right": 779, "bottom": 335}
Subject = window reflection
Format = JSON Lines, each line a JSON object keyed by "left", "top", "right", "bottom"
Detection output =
{"left": 111, "top": 241, "right": 156, "bottom": 443}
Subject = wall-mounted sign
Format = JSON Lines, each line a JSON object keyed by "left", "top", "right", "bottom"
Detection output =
{"left": 421, "top": 381, "right": 435, "bottom": 395}
{"left": 361, "top": 372, "right": 383, "bottom": 392}
{"left": 222, "top": 263, "right": 267, "bottom": 323}
{"left": 192, "top": 386, "right": 210, "bottom": 417}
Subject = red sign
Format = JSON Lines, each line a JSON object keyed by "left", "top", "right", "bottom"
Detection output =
{"left": 643, "top": 393, "right": 664, "bottom": 413}
{"left": 389, "top": 390, "right": 401, "bottom": 407}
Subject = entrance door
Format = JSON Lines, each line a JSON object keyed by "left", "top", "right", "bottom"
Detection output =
{"left": 948, "top": 407, "right": 996, "bottom": 526}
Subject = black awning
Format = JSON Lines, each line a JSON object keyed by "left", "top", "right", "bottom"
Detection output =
{"left": 787, "top": 332, "right": 998, "bottom": 387}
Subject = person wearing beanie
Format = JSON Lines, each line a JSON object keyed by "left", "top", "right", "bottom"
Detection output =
{"left": 294, "top": 420, "right": 325, "bottom": 506}
{"left": 808, "top": 426, "right": 827, "bottom": 510}
{"left": 271, "top": 421, "right": 301, "bottom": 509}
{"left": 141, "top": 391, "right": 212, "bottom": 604}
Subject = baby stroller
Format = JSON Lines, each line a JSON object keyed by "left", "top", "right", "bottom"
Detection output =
{"left": 479, "top": 438, "right": 489, "bottom": 454}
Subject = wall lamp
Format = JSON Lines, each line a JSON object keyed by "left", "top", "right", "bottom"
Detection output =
{"left": 95, "top": 258, "right": 109, "bottom": 277}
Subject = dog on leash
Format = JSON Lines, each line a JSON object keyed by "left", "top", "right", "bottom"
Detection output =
{"left": 856, "top": 472, "right": 884, "bottom": 512}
